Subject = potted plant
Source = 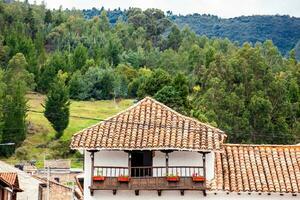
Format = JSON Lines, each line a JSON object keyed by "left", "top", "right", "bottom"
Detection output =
{"left": 166, "top": 173, "right": 180, "bottom": 182}
{"left": 117, "top": 175, "right": 130, "bottom": 182}
{"left": 192, "top": 173, "right": 205, "bottom": 182}
{"left": 93, "top": 169, "right": 105, "bottom": 181}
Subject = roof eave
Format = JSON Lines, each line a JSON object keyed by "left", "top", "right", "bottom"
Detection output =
{"left": 71, "top": 146, "right": 224, "bottom": 153}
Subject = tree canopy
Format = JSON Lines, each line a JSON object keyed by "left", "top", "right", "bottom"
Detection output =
{"left": 0, "top": 1, "right": 299, "bottom": 148}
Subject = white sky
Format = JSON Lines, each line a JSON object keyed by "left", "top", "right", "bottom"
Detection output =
{"left": 29, "top": 0, "right": 300, "bottom": 18}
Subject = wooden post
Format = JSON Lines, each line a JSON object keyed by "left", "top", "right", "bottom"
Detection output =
{"left": 165, "top": 152, "right": 169, "bottom": 176}
{"left": 128, "top": 151, "right": 132, "bottom": 177}
{"left": 202, "top": 152, "right": 207, "bottom": 196}
{"left": 90, "top": 151, "right": 95, "bottom": 196}
{"left": 202, "top": 153, "right": 206, "bottom": 178}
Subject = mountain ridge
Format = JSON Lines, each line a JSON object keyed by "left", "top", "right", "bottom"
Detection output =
{"left": 83, "top": 8, "right": 300, "bottom": 57}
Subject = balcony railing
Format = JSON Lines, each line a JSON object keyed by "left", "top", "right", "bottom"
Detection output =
{"left": 90, "top": 166, "right": 206, "bottom": 196}
{"left": 93, "top": 166, "right": 204, "bottom": 177}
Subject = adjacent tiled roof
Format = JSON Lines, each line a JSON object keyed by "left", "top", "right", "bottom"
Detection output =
{"left": 71, "top": 97, "right": 226, "bottom": 151}
{"left": 213, "top": 144, "right": 300, "bottom": 194}
{"left": 0, "top": 172, "right": 22, "bottom": 192}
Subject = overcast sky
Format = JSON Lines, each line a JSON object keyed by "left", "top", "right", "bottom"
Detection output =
{"left": 29, "top": 0, "right": 300, "bottom": 18}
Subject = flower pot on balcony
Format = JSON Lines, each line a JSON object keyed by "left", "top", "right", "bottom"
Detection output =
{"left": 192, "top": 176, "right": 205, "bottom": 182}
{"left": 166, "top": 176, "right": 180, "bottom": 182}
{"left": 93, "top": 176, "right": 105, "bottom": 181}
{"left": 117, "top": 176, "right": 130, "bottom": 182}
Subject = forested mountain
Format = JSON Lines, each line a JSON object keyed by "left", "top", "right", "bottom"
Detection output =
{"left": 0, "top": 1, "right": 299, "bottom": 158}
{"left": 172, "top": 14, "right": 300, "bottom": 56}
{"left": 83, "top": 9, "right": 300, "bottom": 57}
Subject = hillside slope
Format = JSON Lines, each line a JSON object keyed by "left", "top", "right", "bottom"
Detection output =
{"left": 83, "top": 9, "right": 300, "bottom": 56}
{"left": 173, "top": 14, "right": 300, "bottom": 56}
{"left": 4, "top": 93, "right": 133, "bottom": 167}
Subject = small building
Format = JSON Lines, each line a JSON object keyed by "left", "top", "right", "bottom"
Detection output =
{"left": 44, "top": 159, "right": 71, "bottom": 171}
{"left": 71, "top": 97, "right": 300, "bottom": 200}
{"left": 0, "top": 172, "right": 22, "bottom": 200}
{"left": 0, "top": 160, "right": 44, "bottom": 200}
{"left": 33, "top": 176, "right": 74, "bottom": 200}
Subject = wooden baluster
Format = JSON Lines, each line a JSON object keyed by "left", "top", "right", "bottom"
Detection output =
{"left": 89, "top": 151, "right": 97, "bottom": 196}
{"left": 128, "top": 152, "right": 131, "bottom": 177}
{"left": 166, "top": 152, "right": 169, "bottom": 176}
{"left": 202, "top": 153, "right": 206, "bottom": 178}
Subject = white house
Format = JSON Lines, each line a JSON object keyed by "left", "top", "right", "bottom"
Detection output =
{"left": 71, "top": 97, "right": 300, "bottom": 200}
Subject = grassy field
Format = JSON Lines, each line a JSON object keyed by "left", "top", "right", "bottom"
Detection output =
{"left": 4, "top": 93, "right": 133, "bottom": 168}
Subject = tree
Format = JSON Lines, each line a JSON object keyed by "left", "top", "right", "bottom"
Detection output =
{"left": 113, "top": 74, "right": 128, "bottom": 99}
{"left": 5, "top": 53, "right": 35, "bottom": 89}
{"left": 0, "top": 69, "right": 6, "bottom": 145}
{"left": 154, "top": 86, "right": 184, "bottom": 111}
{"left": 37, "top": 52, "right": 67, "bottom": 93}
{"left": 249, "top": 94, "right": 273, "bottom": 143}
{"left": 106, "top": 34, "right": 122, "bottom": 66}
{"left": 72, "top": 44, "right": 88, "bottom": 71}
{"left": 0, "top": 54, "right": 32, "bottom": 156}
{"left": 167, "top": 25, "right": 182, "bottom": 50}
{"left": 84, "top": 68, "right": 115, "bottom": 100}
{"left": 154, "top": 73, "right": 189, "bottom": 113}
{"left": 44, "top": 71, "right": 70, "bottom": 139}
{"left": 44, "top": 9, "right": 52, "bottom": 24}
{"left": 137, "top": 68, "right": 171, "bottom": 98}
{"left": 99, "top": 10, "right": 110, "bottom": 32}
{"left": 69, "top": 70, "right": 89, "bottom": 100}
{"left": 24, "top": 6, "right": 37, "bottom": 38}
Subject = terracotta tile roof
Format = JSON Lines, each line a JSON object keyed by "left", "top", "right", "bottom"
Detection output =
{"left": 212, "top": 144, "right": 300, "bottom": 194}
{"left": 71, "top": 97, "right": 226, "bottom": 151}
{"left": 0, "top": 172, "right": 22, "bottom": 192}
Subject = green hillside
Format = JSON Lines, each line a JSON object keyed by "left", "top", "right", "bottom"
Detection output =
{"left": 4, "top": 93, "right": 133, "bottom": 167}
{"left": 172, "top": 14, "right": 300, "bottom": 56}
{"left": 83, "top": 9, "right": 300, "bottom": 56}
{"left": 0, "top": 2, "right": 299, "bottom": 162}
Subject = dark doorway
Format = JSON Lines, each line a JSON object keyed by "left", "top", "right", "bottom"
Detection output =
{"left": 131, "top": 151, "right": 153, "bottom": 177}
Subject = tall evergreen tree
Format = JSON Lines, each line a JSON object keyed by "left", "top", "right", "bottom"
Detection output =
{"left": 72, "top": 44, "right": 88, "bottom": 71}
{"left": 44, "top": 71, "right": 70, "bottom": 139}
{"left": 0, "top": 69, "right": 6, "bottom": 144}
{"left": 44, "top": 9, "right": 52, "bottom": 24}
{"left": 0, "top": 53, "right": 31, "bottom": 156}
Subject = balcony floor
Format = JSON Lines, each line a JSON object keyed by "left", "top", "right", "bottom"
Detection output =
{"left": 90, "top": 177, "right": 205, "bottom": 191}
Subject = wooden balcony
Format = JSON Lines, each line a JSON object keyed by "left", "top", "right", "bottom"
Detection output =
{"left": 90, "top": 166, "right": 206, "bottom": 196}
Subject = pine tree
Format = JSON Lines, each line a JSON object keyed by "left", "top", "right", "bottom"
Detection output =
{"left": 1, "top": 82, "right": 27, "bottom": 156}
{"left": 44, "top": 71, "right": 70, "bottom": 139}
{"left": 44, "top": 9, "right": 52, "bottom": 24}
{"left": 0, "top": 69, "right": 6, "bottom": 145}
{"left": 0, "top": 54, "right": 31, "bottom": 156}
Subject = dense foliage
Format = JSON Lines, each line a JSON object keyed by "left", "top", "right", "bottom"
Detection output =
{"left": 0, "top": 1, "right": 299, "bottom": 152}
{"left": 172, "top": 14, "right": 300, "bottom": 57}
{"left": 82, "top": 9, "right": 300, "bottom": 57}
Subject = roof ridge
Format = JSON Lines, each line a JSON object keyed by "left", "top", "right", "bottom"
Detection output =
{"left": 224, "top": 143, "right": 300, "bottom": 148}
{"left": 145, "top": 96, "right": 225, "bottom": 132}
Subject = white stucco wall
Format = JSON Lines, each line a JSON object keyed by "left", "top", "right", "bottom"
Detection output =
{"left": 83, "top": 151, "right": 295, "bottom": 200}
{"left": 84, "top": 190, "right": 296, "bottom": 200}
